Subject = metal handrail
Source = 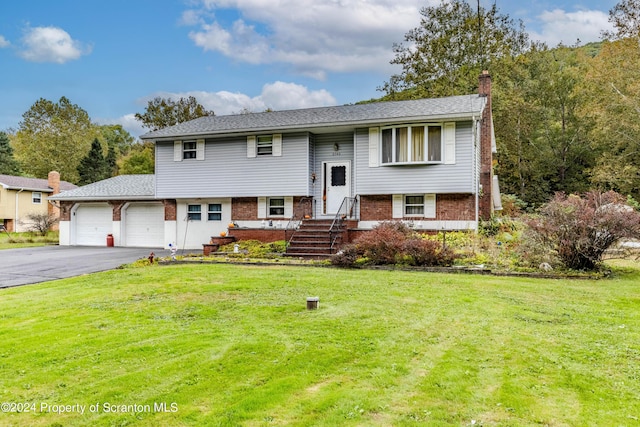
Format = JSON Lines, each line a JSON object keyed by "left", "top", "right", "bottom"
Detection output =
{"left": 329, "top": 196, "right": 358, "bottom": 253}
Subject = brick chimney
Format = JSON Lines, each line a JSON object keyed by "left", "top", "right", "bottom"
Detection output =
{"left": 48, "top": 171, "right": 61, "bottom": 229}
{"left": 478, "top": 70, "right": 494, "bottom": 221}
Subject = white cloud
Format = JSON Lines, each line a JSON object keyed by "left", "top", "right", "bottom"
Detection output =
{"left": 0, "top": 35, "right": 10, "bottom": 48}
{"left": 108, "top": 82, "right": 337, "bottom": 138}
{"left": 186, "top": 0, "right": 426, "bottom": 78}
{"left": 145, "top": 81, "right": 337, "bottom": 115}
{"left": 19, "top": 26, "right": 91, "bottom": 63}
{"left": 530, "top": 9, "right": 613, "bottom": 46}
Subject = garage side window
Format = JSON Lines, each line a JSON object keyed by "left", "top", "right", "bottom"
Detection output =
{"left": 208, "top": 204, "right": 222, "bottom": 221}
{"left": 187, "top": 204, "right": 202, "bottom": 221}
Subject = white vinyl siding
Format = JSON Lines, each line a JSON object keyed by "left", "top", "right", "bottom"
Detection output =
{"left": 355, "top": 122, "right": 474, "bottom": 195}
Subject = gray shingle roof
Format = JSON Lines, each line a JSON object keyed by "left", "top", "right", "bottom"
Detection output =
{"left": 0, "top": 174, "right": 76, "bottom": 192}
{"left": 49, "top": 175, "right": 155, "bottom": 201}
{"left": 141, "top": 94, "right": 486, "bottom": 140}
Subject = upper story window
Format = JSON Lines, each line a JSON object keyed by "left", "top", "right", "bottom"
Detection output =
{"left": 183, "top": 141, "right": 197, "bottom": 159}
{"left": 32, "top": 192, "right": 42, "bottom": 204}
{"left": 187, "top": 204, "right": 201, "bottom": 221}
{"left": 247, "top": 134, "right": 282, "bottom": 158}
{"left": 381, "top": 124, "right": 442, "bottom": 164}
{"left": 257, "top": 136, "right": 273, "bottom": 155}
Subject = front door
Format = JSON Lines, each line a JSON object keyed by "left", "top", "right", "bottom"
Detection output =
{"left": 323, "top": 161, "right": 351, "bottom": 215}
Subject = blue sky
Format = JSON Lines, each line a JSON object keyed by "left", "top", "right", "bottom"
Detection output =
{"left": 0, "top": 0, "right": 618, "bottom": 138}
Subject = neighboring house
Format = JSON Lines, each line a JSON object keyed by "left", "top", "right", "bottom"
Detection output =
{"left": 0, "top": 171, "right": 76, "bottom": 232}
{"left": 53, "top": 72, "right": 500, "bottom": 250}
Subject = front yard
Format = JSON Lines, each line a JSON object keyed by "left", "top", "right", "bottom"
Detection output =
{"left": 0, "top": 263, "right": 639, "bottom": 426}
{"left": 0, "top": 231, "right": 58, "bottom": 249}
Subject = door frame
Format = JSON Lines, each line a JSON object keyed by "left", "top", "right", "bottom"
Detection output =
{"left": 322, "top": 160, "right": 351, "bottom": 215}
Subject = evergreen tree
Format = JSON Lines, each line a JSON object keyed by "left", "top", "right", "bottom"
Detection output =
{"left": 77, "top": 138, "right": 108, "bottom": 185}
{"left": 0, "top": 132, "right": 22, "bottom": 175}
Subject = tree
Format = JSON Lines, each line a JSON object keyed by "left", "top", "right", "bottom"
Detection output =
{"left": 23, "top": 212, "right": 58, "bottom": 236}
{"left": 583, "top": 38, "right": 640, "bottom": 199}
{"left": 97, "top": 124, "right": 136, "bottom": 155}
{"left": 525, "top": 191, "right": 640, "bottom": 270}
{"left": 135, "top": 96, "right": 214, "bottom": 131}
{"left": 604, "top": 0, "right": 640, "bottom": 39}
{"left": 381, "top": 0, "right": 530, "bottom": 99}
{"left": 493, "top": 45, "right": 596, "bottom": 207}
{"left": 0, "top": 131, "right": 21, "bottom": 175}
{"left": 77, "top": 138, "right": 110, "bottom": 185}
{"left": 11, "top": 97, "right": 97, "bottom": 183}
{"left": 117, "top": 142, "right": 154, "bottom": 175}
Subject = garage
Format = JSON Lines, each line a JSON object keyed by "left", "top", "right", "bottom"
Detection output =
{"left": 123, "top": 203, "right": 164, "bottom": 247}
{"left": 74, "top": 204, "right": 113, "bottom": 246}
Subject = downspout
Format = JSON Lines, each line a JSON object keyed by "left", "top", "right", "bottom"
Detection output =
{"left": 473, "top": 116, "right": 479, "bottom": 231}
{"left": 15, "top": 188, "right": 24, "bottom": 232}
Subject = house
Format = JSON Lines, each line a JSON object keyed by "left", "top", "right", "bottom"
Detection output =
{"left": 52, "top": 72, "right": 499, "bottom": 251}
{"left": 0, "top": 171, "right": 76, "bottom": 232}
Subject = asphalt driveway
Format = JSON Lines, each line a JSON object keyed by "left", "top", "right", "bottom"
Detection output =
{"left": 0, "top": 246, "right": 161, "bottom": 288}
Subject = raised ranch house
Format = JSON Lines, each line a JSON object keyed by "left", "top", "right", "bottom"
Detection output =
{"left": 52, "top": 72, "right": 500, "bottom": 254}
{"left": 0, "top": 171, "right": 76, "bottom": 232}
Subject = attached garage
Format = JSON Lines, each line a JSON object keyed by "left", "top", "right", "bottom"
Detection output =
{"left": 123, "top": 203, "right": 164, "bottom": 247}
{"left": 74, "top": 203, "right": 113, "bottom": 246}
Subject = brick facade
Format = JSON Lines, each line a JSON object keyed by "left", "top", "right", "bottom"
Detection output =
{"left": 437, "top": 194, "right": 475, "bottom": 221}
{"left": 163, "top": 199, "right": 177, "bottom": 221}
{"left": 359, "top": 195, "right": 393, "bottom": 221}
{"left": 109, "top": 201, "right": 126, "bottom": 221}
{"left": 232, "top": 197, "right": 257, "bottom": 220}
{"left": 230, "top": 228, "right": 287, "bottom": 242}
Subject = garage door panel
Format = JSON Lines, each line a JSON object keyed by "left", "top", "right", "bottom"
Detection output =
{"left": 124, "top": 204, "right": 164, "bottom": 247}
{"left": 75, "top": 204, "right": 112, "bottom": 246}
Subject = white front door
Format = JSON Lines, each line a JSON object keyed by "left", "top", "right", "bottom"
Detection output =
{"left": 324, "top": 161, "right": 351, "bottom": 215}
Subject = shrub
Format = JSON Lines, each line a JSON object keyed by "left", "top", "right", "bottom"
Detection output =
{"left": 23, "top": 213, "right": 58, "bottom": 236}
{"left": 401, "top": 238, "right": 457, "bottom": 266}
{"left": 526, "top": 191, "right": 640, "bottom": 271}
{"left": 332, "top": 222, "right": 458, "bottom": 267}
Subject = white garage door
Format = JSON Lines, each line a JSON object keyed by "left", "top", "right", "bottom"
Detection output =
{"left": 124, "top": 203, "right": 164, "bottom": 247}
{"left": 75, "top": 204, "right": 113, "bottom": 246}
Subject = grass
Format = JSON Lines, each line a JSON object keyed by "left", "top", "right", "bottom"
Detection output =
{"left": 1, "top": 263, "right": 639, "bottom": 426}
{"left": 0, "top": 231, "right": 59, "bottom": 249}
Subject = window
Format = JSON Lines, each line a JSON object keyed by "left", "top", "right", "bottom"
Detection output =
{"left": 187, "top": 204, "right": 201, "bottom": 221}
{"left": 405, "top": 195, "right": 424, "bottom": 216}
{"left": 381, "top": 124, "right": 443, "bottom": 164}
{"left": 32, "top": 192, "right": 42, "bottom": 204}
{"left": 257, "top": 135, "right": 273, "bottom": 155}
{"left": 268, "top": 198, "right": 285, "bottom": 216}
{"left": 183, "top": 141, "right": 197, "bottom": 159}
{"left": 208, "top": 204, "right": 222, "bottom": 221}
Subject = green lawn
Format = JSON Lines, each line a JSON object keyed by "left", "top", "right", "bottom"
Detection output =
{"left": 0, "top": 231, "right": 58, "bottom": 249}
{"left": 1, "top": 263, "right": 639, "bottom": 426}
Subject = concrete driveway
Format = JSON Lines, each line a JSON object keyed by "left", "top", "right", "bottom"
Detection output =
{"left": 0, "top": 246, "right": 161, "bottom": 288}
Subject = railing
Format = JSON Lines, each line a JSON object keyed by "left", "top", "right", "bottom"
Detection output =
{"left": 329, "top": 196, "right": 359, "bottom": 253}
{"left": 284, "top": 197, "right": 315, "bottom": 246}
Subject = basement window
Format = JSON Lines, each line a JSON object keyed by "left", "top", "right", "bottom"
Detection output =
{"left": 187, "top": 204, "right": 201, "bottom": 221}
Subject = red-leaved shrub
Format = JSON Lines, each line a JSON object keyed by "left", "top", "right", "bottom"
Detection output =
{"left": 526, "top": 190, "right": 640, "bottom": 270}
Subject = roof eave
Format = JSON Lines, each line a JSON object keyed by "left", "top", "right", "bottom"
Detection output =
{"left": 49, "top": 195, "right": 157, "bottom": 202}
{"left": 142, "top": 110, "right": 483, "bottom": 142}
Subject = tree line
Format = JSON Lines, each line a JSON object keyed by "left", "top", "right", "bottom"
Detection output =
{"left": 0, "top": 96, "right": 213, "bottom": 185}
{"left": 2, "top": 0, "right": 639, "bottom": 209}
{"left": 378, "top": 0, "right": 640, "bottom": 208}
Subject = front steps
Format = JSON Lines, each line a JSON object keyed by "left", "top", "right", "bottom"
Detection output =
{"left": 285, "top": 219, "right": 343, "bottom": 258}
